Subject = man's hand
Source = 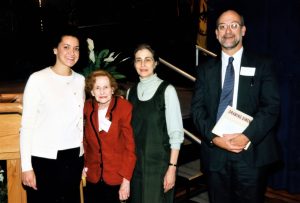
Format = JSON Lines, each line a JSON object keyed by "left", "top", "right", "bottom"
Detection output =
{"left": 212, "top": 133, "right": 247, "bottom": 153}
{"left": 229, "top": 133, "right": 250, "bottom": 149}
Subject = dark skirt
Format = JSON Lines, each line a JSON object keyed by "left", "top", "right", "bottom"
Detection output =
{"left": 84, "top": 180, "right": 120, "bottom": 203}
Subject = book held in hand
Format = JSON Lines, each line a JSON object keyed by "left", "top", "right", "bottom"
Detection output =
{"left": 212, "top": 106, "right": 253, "bottom": 150}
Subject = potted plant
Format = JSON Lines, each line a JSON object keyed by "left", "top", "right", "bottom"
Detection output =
{"left": 82, "top": 38, "right": 129, "bottom": 79}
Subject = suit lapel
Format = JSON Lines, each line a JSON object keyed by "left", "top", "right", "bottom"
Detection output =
{"left": 237, "top": 52, "right": 255, "bottom": 109}
{"left": 208, "top": 59, "right": 222, "bottom": 111}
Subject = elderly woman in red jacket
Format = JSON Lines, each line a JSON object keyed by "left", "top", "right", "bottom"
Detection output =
{"left": 83, "top": 70, "right": 136, "bottom": 203}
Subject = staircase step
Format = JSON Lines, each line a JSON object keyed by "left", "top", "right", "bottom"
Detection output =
{"left": 178, "top": 159, "right": 202, "bottom": 181}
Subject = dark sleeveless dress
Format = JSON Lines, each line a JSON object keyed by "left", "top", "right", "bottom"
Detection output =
{"left": 128, "top": 81, "right": 174, "bottom": 203}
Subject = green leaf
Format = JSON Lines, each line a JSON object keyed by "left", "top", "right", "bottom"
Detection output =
{"left": 113, "top": 74, "right": 126, "bottom": 80}
{"left": 82, "top": 42, "right": 128, "bottom": 80}
{"left": 103, "top": 61, "right": 110, "bottom": 68}
{"left": 106, "top": 66, "right": 117, "bottom": 72}
{"left": 98, "top": 49, "right": 110, "bottom": 59}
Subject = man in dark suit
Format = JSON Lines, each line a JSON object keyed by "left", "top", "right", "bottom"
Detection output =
{"left": 191, "top": 10, "right": 280, "bottom": 203}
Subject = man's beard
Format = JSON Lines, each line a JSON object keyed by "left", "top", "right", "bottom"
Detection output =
{"left": 221, "top": 37, "right": 240, "bottom": 50}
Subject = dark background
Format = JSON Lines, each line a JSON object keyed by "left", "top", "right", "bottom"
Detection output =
{"left": 0, "top": 0, "right": 299, "bottom": 194}
{"left": 0, "top": 0, "right": 196, "bottom": 84}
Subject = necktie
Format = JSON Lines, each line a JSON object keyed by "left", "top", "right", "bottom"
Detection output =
{"left": 216, "top": 57, "right": 235, "bottom": 121}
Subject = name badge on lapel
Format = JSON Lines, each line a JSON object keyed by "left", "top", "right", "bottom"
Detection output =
{"left": 99, "top": 118, "right": 112, "bottom": 132}
{"left": 240, "top": 67, "right": 256, "bottom": 76}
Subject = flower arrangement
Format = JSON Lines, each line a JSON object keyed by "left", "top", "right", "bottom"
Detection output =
{"left": 82, "top": 38, "right": 129, "bottom": 79}
{"left": 0, "top": 163, "right": 7, "bottom": 203}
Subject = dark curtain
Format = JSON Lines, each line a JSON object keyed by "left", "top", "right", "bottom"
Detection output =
{"left": 206, "top": 0, "right": 300, "bottom": 194}
{"left": 267, "top": 0, "right": 300, "bottom": 194}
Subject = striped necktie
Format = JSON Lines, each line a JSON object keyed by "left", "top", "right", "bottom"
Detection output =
{"left": 216, "top": 57, "right": 235, "bottom": 121}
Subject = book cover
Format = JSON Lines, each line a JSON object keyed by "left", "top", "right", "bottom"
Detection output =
{"left": 212, "top": 106, "right": 253, "bottom": 150}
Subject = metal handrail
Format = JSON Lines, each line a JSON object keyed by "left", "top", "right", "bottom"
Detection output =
{"left": 153, "top": 45, "right": 217, "bottom": 145}
{"left": 184, "top": 129, "right": 201, "bottom": 144}
{"left": 195, "top": 45, "right": 217, "bottom": 57}
{"left": 159, "top": 58, "right": 196, "bottom": 82}
{"left": 195, "top": 45, "right": 217, "bottom": 66}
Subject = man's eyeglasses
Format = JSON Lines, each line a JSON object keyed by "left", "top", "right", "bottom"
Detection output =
{"left": 217, "top": 22, "right": 242, "bottom": 31}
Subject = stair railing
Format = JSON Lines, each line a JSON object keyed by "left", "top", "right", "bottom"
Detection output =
{"left": 195, "top": 45, "right": 217, "bottom": 66}
{"left": 158, "top": 58, "right": 201, "bottom": 144}
{"left": 159, "top": 46, "right": 217, "bottom": 145}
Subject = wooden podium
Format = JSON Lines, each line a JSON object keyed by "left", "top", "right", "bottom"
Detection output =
{"left": 0, "top": 93, "right": 26, "bottom": 203}
{"left": 0, "top": 93, "right": 85, "bottom": 203}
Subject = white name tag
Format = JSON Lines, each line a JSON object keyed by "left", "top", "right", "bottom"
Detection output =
{"left": 99, "top": 117, "right": 112, "bottom": 132}
{"left": 240, "top": 67, "right": 256, "bottom": 76}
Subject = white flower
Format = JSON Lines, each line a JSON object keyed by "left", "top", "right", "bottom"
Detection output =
{"left": 104, "top": 52, "right": 120, "bottom": 62}
{"left": 89, "top": 50, "right": 96, "bottom": 63}
{"left": 87, "top": 38, "right": 94, "bottom": 51}
{"left": 87, "top": 38, "right": 95, "bottom": 63}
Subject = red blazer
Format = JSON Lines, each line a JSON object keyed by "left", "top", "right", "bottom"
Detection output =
{"left": 83, "top": 96, "right": 136, "bottom": 185}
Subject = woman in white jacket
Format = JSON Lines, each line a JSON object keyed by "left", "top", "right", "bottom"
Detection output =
{"left": 20, "top": 27, "right": 85, "bottom": 203}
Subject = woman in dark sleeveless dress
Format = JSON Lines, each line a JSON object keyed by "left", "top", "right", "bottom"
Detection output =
{"left": 127, "top": 44, "right": 184, "bottom": 203}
